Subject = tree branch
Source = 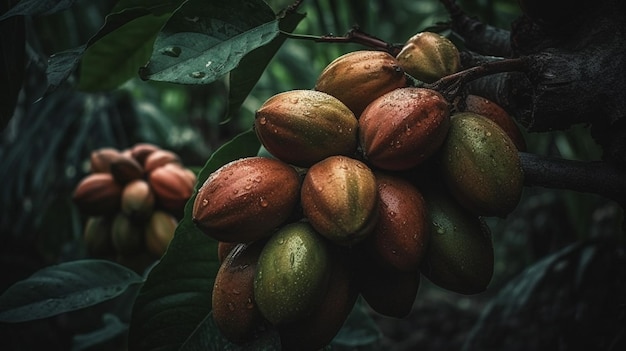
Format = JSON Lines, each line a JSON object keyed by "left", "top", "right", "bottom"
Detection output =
{"left": 280, "top": 27, "right": 403, "bottom": 55}
{"left": 519, "top": 152, "right": 626, "bottom": 207}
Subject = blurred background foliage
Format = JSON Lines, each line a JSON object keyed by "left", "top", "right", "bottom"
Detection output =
{"left": 0, "top": 0, "right": 623, "bottom": 350}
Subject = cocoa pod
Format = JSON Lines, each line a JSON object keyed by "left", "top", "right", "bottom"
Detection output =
{"left": 110, "top": 154, "right": 144, "bottom": 185}
{"left": 254, "top": 89, "right": 358, "bottom": 168}
{"left": 212, "top": 240, "right": 267, "bottom": 344}
{"left": 364, "top": 173, "right": 430, "bottom": 272}
{"left": 192, "top": 157, "right": 301, "bottom": 243}
{"left": 148, "top": 163, "right": 196, "bottom": 214}
{"left": 464, "top": 94, "right": 527, "bottom": 151}
{"left": 301, "top": 156, "right": 379, "bottom": 246}
{"left": 217, "top": 241, "right": 239, "bottom": 264}
{"left": 421, "top": 188, "right": 494, "bottom": 294}
{"left": 83, "top": 216, "right": 115, "bottom": 258}
{"left": 130, "top": 143, "right": 160, "bottom": 165}
{"left": 314, "top": 50, "right": 407, "bottom": 117}
{"left": 359, "top": 87, "right": 450, "bottom": 170}
{"left": 144, "top": 210, "right": 178, "bottom": 258}
{"left": 111, "top": 213, "right": 145, "bottom": 256}
{"left": 89, "top": 147, "right": 122, "bottom": 173}
{"left": 143, "top": 149, "right": 181, "bottom": 173}
{"left": 121, "top": 179, "right": 155, "bottom": 220}
{"left": 396, "top": 31, "right": 461, "bottom": 83}
{"left": 439, "top": 112, "right": 524, "bottom": 217}
{"left": 73, "top": 173, "right": 123, "bottom": 215}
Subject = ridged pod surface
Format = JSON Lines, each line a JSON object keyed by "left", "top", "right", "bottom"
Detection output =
{"left": 301, "top": 156, "right": 378, "bottom": 246}
{"left": 72, "top": 173, "right": 123, "bottom": 215}
{"left": 254, "top": 222, "right": 331, "bottom": 325}
{"left": 464, "top": 94, "right": 527, "bottom": 151}
{"left": 192, "top": 157, "right": 300, "bottom": 243}
{"left": 359, "top": 87, "right": 450, "bottom": 170}
{"left": 440, "top": 112, "right": 524, "bottom": 217}
{"left": 421, "top": 189, "right": 494, "bottom": 294}
{"left": 254, "top": 90, "right": 358, "bottom": 167}
{"left": 396, "top": 31, "right": 461, "bottom": 83}
{"left": 314, "top": 50, "right": 407, "bottom": 117}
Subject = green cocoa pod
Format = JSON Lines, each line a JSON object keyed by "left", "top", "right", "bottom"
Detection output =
{"left": 396, "top": 31, "right": 461, "bottom": 83}
{"left": 440, "top": 112, "right": 524, "bottom": 217}
{"left": 254, "top": 222, "right": 331, "bottom": 325}
{"left": 254, "top": 90, "right": 358, "bottom": 168}
{"left": 314, "top": 50, "right": 407, "bottom": 117}
{"left": 301, "top": 156, "right": 379, "bottom": 246}
{"left": 111, "top": 213, "right": 145, "bottom": 256}
{"left": 359, "top": 87, "right": 450, "bottom": 171}
{"left": 421, "top": 189, "right": 494, "bottom": 294}
{"left": 212, "top": 240, "right": 267, "bottom": 344}
{"left": 83, "top": 216, "right": 116, "bottom": 258}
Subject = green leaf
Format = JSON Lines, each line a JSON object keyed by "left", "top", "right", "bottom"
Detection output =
{"left": 0, "top": 0, "right": 77, "bottom": 21}
{"left": 179, "top": 312, "right": 280, "bottom": 351}
{"left": 139, "top": 0, "right": 279, "bottom": 84}
{"left": 77, "top": 12, "right": 171, "bottom": 91}
{"left": 0, "top": 259, "right": 143, "bottom": 323}
{"left": 0, "top": 13, "right": 25, "bottom": 131}
{"left": 128, "top": 129, "right": 261, "bottom": 351}
{"left": 225, "top": 8, "right": 305, "bottom": 122}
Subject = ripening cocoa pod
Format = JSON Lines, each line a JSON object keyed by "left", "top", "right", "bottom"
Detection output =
{"left": 73, "top": 173, "right": 123, "bottom": 215}
{"left": 121, "top": 179, "right": 155, "bottom": 220}
{"left": 421, "top": 188, "right": 494, "bottom": 294}
{"left": 110, "top": 154, "right": 144, "bottom": 185}
{"left": 254, "top": 222, "right": 331, "bottom": 325}
{"left": 144, "top": 210, "right": 178, "bottom": 258}
{"left": 83, "top": 216, "right": 115, "bottom": 258}
{"left": 217, "top": 241, "right": 239, "bottom": 264}
{"left": 359, "top": 87, "right": 450, "bottom": 170}
{"left": 464, "top": 95, "right": 527, "bottom": 151}
{"left": 212, "top": 240, "right": 267, "bottom": 344}
{"left": 396, "top": 31, "right": 461, "bottom": 83}
{"left": 89, "top": 147, "right": 123, "bottom": 173}
{"left": 149, "top": 163, "right": 196, "bottom": 215}
{"left": 301, "top": 156, "right": 379, "bottom": 246}
{"left": 353, "top": 247, "right": 420, "bottom": 318}
{"left": 439, "top": 112, "right": 524, "bottom": 217}
{"left": 254, "top": 90, "right": 358, "bottom": 168}
{"left": 278, "top": 245, "right": 358, "bottom": 351}
{"left": 130, "top": 143, "right": 160, "bottom": 165}
{"left": 111, "top": 213, "right": 145, "bottom": 256}
{"left": 143, "top": 149, "right": 181, "bottom": 173}
{"left": 314, "top": 50, "right": 407, "bottom": 117}
{"left": 193, "top": 157, "right": 301, "bottom": 243}
{"left": 364, "top": 173, "right": 430, "bottom": 272}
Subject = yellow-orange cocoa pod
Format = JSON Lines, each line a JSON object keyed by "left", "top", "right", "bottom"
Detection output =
{"left": 121, "top": 179, "right": 155, "bottom": 220}
{"left": 73, "top": 173, "right": 123, "bottom": 215}
{"left": 143, "top": 149, "right": 181, "bottom": 173}
{"left": 148, "top": 163, "right": 196, "bottom": 215}
{"left": 315, "top": 50, "right": 407, "bottom": 117}
{"left": 144, "top": 210, "right": 178, "bottom": 257}
{"left": 396, "top": 31, "right": 461, "bottom": 83}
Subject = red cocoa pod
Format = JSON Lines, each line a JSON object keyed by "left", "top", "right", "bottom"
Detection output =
{"left": 396, "top": 31, "right": 461, "bottom": 83}
{"left": 254, "top": 90, "right": 358, "bottom": 168}
{"left": 144, "top": 210, "right": 178, "bottom": 258}
{"left": 301, "top": 156, "right": 379, "bottom": 246}
{"left": 314, "top": 50, "right": 407, "bottom": 117}
{"left": 359, "top": 87, "right": 451, "bottom": 171}
{"left": 130, "top": 142, "right": 160, "bottom": 165}
{"left": 278, "top": 245, "right": 359, "bottom": 351}
{"left": 148, "top": 163, "right": 196, "bottom": 214}
{"left": 73, "top": 173, "right": 123, "bottom": 215}
{"left": 143, "top": 149, "right": 181, "bottom": 173}
{"left": 364, "top": 173, "right": 430, "bottom": 272}
{"left": 212, "top": 240, "right": 267, "bottom": 344}
{"left": 110, "top": 154, "right": 144, "bottom": 185}
{"left": 89, "top": 147, "right": 122, "bottom": 173}
{"left": 121, "top": 179, "right": 155, "bottom": 220}
{"left": 217, "top": 241, "right": 239, "bottom": 264}
{"left": 464, "top": 95, "right": 527, "bottom": 151}
{"left": 83, "top": 216, "right": 116, "bottom": 258}
{"left": 193, "top": 157, "right": 301, "bottom": 243}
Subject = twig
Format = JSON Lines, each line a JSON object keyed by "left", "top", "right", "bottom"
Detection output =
{"left": 280, "top": 27, "right": 402, "bottom": 55}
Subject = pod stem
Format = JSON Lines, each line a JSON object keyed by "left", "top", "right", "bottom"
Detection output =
{"left": 519, "top": 152, "right": 626, "bottom": 208}
{"left": 280, "top": 26, "right": 403, "bottom": 55}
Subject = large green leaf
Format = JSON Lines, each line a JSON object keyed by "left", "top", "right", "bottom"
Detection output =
{"left": 225, "top": 8, "right": 305, "bottom": 121}
{"left": 77, "top": 11, "right": 170, "bottom": 91}
{"left": 0, "top": 0, "right": 77, "bottom": 21}
{"left": 138, "top": 0, "right": 279, "bottom": 84}
{"left": 0, "top": 259, "right": 143, "bottom": 323}
{"left": 128, "top": 129, "right": 261, "bottom": 351}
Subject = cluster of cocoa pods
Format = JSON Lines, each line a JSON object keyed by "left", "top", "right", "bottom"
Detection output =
{"left": 192, "top": 32, "right": 527, "bottom": 350}
{"left": 73, "top": 143, "right": 196, "bottom": 270}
